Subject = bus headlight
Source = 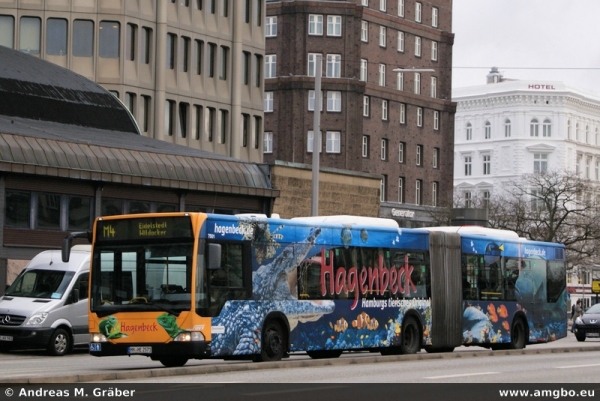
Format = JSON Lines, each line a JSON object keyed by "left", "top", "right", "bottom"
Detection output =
{"left": 174, "top": 332, "right": 205, "bottom": 342}
{"left": 25, "top": 312, "right": 48, "bottom": 325}
{"left": 90, "top": 333, "right": 108, "bottom": 342}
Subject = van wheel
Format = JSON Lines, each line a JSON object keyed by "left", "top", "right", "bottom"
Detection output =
{"left": 47, "top": 328, "right": 70, "bottom": 356}
{"left": 159, "top": 356, "right": 189, "bottom": 367}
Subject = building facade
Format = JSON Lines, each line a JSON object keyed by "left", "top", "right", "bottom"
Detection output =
{"left": 453, "top": 68, "right": 600, "bottom": 307}
{"left": 0, "top": 0, "right": 265, "bottom": 162}
{"left": 264, "top": 0, "right": 455, "bottom": 227}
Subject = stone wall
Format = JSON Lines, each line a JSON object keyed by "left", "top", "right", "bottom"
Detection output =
{"left": 268, "top": 161, "right": 381, "bottom": 219}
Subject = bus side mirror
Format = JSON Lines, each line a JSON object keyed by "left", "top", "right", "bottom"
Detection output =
{"left": 207, "top": 244, "right": 221, "bottom": 270}
{"left": 62, "top": 231, "right": 91, "bottom": 263}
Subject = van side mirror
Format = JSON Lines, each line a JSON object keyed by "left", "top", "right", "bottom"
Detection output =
{"left": 207, "top": 244, "right": 221, "bottom": 270}
{"left": 62, "top": 231, "right": 91, "bottom": 263}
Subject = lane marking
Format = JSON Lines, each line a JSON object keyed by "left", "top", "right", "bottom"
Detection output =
{"left": 555, "top": 363, "right": 600, "bottom": 369}
{"left": 425, "top": 372, "right": 500, "bottom": 379}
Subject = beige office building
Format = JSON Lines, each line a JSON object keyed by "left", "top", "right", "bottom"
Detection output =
{"left": 0, "top": 0, "right": 265, "bottom": 162}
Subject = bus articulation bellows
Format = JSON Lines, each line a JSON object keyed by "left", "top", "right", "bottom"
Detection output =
{"left": 62, "top": 213, "right": 567, "bottom": 367}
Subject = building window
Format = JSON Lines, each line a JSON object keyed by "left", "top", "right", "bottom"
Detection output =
{"left": 193, "top": 104, "right": 202, "bottom": 140}
{"left": 466, "top": 122, "right": 472, "bottom": 140}
{"left": 363, "top": 96, "right": 370, "bottom": 116}
{"left": 360, "top": 59, "right": 368, "bottom": 81}
{"left": 242, "top": 113, "right": 250, "bottom": 147}
{"left": 5, "top": 190, "right": 30, "bottom": 228}
{"left": 125, "top": 92, "right": 136, "bottom": 117}
{"left": 362, "top": 0, "right": 368, "bottom": 6}
{"left": 327, "top": 15, "right": 342, "bottom": 36}
{"left": 400, "top": 103, "right": 406, "bottom": 124}
{"left": 37, "top": 192, "right": 62, "bottom": 229}
{"left": 254, "top": 54, "right": 262, "bottom": 87}
{"left": 308, "top": 90, "right": 323, "bottom": 111}
{"left": 433, "top": 110, "right": 439, "bottom": 130}
{"left": 165, "top": 100, "right": 175, "bottom": 136}
{"left": 219, "top": 109, "right": 228, "bottom": 144}
{"left": 307, "top": 131, "right": 322, "bottom": 153}
{"left": 430, "top": 76, "right": 437, "bottom": 98}
{"left": 308, "top": 53, "right": 321, "bottom": 77}
{"left": 140, "top": 27, "right": 152, "bottom": 64}
{"left": 166, "top": 33, "right": 176, "bottom": 69}
{"left": 380, "top": 0, "right": 387, "bottom": 12}
{"left": 534, "top": 153, "right": 548, "bottom": 173}
{"left": 482, "top": 191, "right": 490, "bottom": 209}
{"left": 483, "top": 154, "right": 491, "bottom": 175}
{"left": 433, "top": 148, "right": 439, "bottom": 168}
{"left": 397, "top": 31, "right": 405, "bottom": 52}
{"left": 397, "top": 71, "right": 404, "bottom": 90}
{"left": 504, "top": 118, "right": 511, "bottom": 137}
{"left": 567, "top": 119, "right": 572, "bottom": 139}
{"left": 327, "top": 91, "right": 342, "bottom": 112}
{"left": 208, "top": 43, "right": 217, "bottom": 77}
{"left": 398, "top": 0, "right": 404, "bottom": 17}
{"left": 432, "top": 182, "right": 438, "bottom": 206}
{"left": 265, "top": 54, "right": 276, "bottom": 78}
{"left": 415, "top": 36, "right": 421, "bottom": 57}
{"left": 46, "top": 18, "right": 68, "bottom": 56}
{"left": 124, "top": 22, "right": 136, "bottom": 61}
{"left": 180, "top": 36, "right": 190, "bottom": 72}
{"left": 308, "top": 14, "right": 323, "bottom": 35}
{"left": 414, "top": 72, "right": 421, "bottom": 94}
{"left": 207, "top": 107, "right": 216, "bottom": 142}
{"left": 596, "top": 160, "right": 600, "bottom": 180}
{"left": 99, "top": 21, "right": 120, "bottom": 58}
{"left": 253, "top": 116, "right": 261, "bottom": 149}
{"left": 361, "top": 21, "right": 368, "bottom": 42}
{"left": 465, "top": 156, "right": 472, "bottom": 176}
{"left": 379, "top": 64, "right": 386, "bottom": 86}
{"left": 543, "top": 118, "right": 552, "bottom": 137}
{"left": 253, "top": 0, "right": 262, "bottom": 26}
{"left": 264, "top": 91, "right": 274, "bottom": 112}
{"left": 464, "top": 191, "right": 472, "bottom": 208}
{"left": 219, "top": 45, "right": 229, "bottom": 80}
{"left": 415, "top": 180, "right": 422, "bottom": 205}
{"left": 326, "top": 54, "right": 341, "bottom": 78}
{"left": 432, "top": 7, "right": 439, "bottom": 27}
{"left": 194, "top": 40, "right": 204, "bottom": 75}
{"left": 178, "top": 102, "right": 189, "bottom": 138}
{"left": 326, "top": 131, "right": 341, "bottom": 153}
{"left": 362, "top": 135, "right": 369, "bottom": 158}
{"left": 381, "top": 139, "right": 388, "bottom": 160}
{"left": 140, "top": 95, "right": 151, "bottom": 133}
{"left": 484, "top": 121, "right": 491, "bottom": 139}
{"left": 586, "top": 125, "right": 590, "bottom": 144}
{"left": 0, "top": 15, "right": 14, "bottom": 49}
{"left": 20, "top": 16, "right": 41, "bottom": 55}
{"left": 264, "top": 132, "right": 273, "bottom": 153}
{"left": 382, "top": 100, "right": 388, "bottom": 120}
{"left": 530, "top": 118, "right": 539, "bottom": 137}
{"left": 379, "top": 26, "right": 386, "bottom": 47}
{"left": 417, "top": 107, "right": 423, "bottom": 127}
{"left": 415, "top": 2, "right": 422, "bottom": 22}
{"left": 72, "top": 20, "right": 93, "bottom": 57}
{"left": 242, "top": 51, "right": 251, "bottom": 84}
{"left": 416, "top": 145, "right": 423, "bottom": 166}
{"left": 397, "top": 177, "right": 405, "bottom": 203}
{"left": 431, "top": 41, "right": 438, "bottom": 61}
{"left": 266, "top": 16, "right": 277, "bottom": 37}
{"left": 398, "top": 142, "right": 405, "bottom": 163}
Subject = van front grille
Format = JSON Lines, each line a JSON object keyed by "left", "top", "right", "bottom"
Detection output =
{"left": 0, "top": 314, "right": 26, "bottom": 326}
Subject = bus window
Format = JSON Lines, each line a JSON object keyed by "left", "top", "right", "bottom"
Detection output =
{"left": 207, "top": 242, "right": 249, "bottom": 316}
{"left": 504, "top": 258, "right": 520, "bottom": 301}
{"left": 547, "top": 260, "right": 566, "bottom": 303}
{"left": 462, "top": 255, "right": 479, "bottom": 300}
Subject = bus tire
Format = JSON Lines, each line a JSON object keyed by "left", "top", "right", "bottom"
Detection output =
{"left": 47, "top": 328, "right": 70, "bottom": 356}
{"left": 159, "top": 356, "right": 189, "bottom": 367}
{"left": 399, "top": 317, "right": 421, "bottom": 354}
{"left": 257, "top": 320, "right": 286, "bottom": 362}
{"left": 575, "top": 333, "right": 586, "bottom": 342}
{"left": 307, "top": 350, "right": 342, "bottom": 359}
{"left": 509, "top": 318, "right": 527, "bottom": 350}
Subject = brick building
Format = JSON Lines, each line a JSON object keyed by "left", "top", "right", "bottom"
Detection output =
{"left": 264, "top": 0, "right": 456, "bottom": 227}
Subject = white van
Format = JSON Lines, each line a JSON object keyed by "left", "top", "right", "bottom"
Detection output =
{"left": 0, "top": 245, "right": 91, "bottom": 356}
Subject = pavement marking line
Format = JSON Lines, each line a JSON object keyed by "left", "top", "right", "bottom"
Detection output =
{"left": 425, "top": 372, "right": 500, "bottom": 379}
{"left": 555, "top": 363, "right": 600, "bottom": 369}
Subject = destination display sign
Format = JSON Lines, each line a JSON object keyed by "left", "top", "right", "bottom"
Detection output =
{"left": 95, "top": 216, "right": 193, "bottom": 242}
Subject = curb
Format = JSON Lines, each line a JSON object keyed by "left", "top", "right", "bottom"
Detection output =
{"left": 2, "top": 345, "right": 600, "bottom": 384}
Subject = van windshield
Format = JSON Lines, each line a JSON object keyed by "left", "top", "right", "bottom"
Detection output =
{"left": 5, "top": 270, "right": 75, "bottom": 299}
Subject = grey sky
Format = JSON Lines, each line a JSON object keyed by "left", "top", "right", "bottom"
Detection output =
{"left": 451, "top": 0, "right": 600, "bottom": 92}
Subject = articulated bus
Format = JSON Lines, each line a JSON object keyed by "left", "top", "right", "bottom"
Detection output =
{"left": 62, "top": 213, "right": 567, "bottom": 367}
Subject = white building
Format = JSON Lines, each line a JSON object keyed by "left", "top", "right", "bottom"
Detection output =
{"left": 453, "top": 68, "right": 600, "bottom": 206}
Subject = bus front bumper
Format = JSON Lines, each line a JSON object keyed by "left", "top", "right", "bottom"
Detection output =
{"left": 89, "top": 341, "right": 211, "bottom": 359}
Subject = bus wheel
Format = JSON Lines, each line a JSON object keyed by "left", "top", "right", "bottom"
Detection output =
{"left": 400, "top": 318, "right": 421, "bottom": 354}
{"left": 47, "top": 328, "right": 70, "bottom": 356}
{"left": 159, "top": 356, "right": 189, "bottom": 367}
{"left": 509, "top": 319, "right": 527, "bottom": 350}
{"left": 307, "top": 350, "right": 342, "bottom": 359}
{"left": 258, "top": 320, "right": 285, "bottom": 362}
{"left": 575, "top": 333, "right": 586, "bottom": 342}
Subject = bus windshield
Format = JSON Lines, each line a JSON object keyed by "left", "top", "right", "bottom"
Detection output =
{"left": 90, "top": 242, "right": 194, "bottom": 317}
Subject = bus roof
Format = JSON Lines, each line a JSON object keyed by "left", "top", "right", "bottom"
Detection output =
{"left": 291, "top": 215, "right": 400, "bottom": 229}
{"left": 419, "top": 226, "right": 521, "bottom": 239}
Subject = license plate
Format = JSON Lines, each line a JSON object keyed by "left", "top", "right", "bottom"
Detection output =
{"left": 0, "top": 335, "right": 13, "bottom": 342}
{"left": 128, "top": 346, "right": 152, "bottom": 354}
{"left": 586, "top": 333, "right": 600, "bottom": 337}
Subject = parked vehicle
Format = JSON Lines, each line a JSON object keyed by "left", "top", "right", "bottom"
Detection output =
{"left": 573, "top": 303, "right": 600, "bottom": 342}
{"left": 0, "top": 245, "right": 90, "bottom": 355}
